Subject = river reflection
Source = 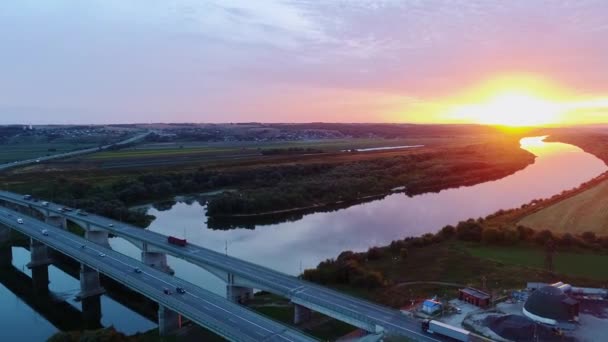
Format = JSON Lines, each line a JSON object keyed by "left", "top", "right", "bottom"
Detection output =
{"left": 110, "top": 137, "right": 607, "bottom": 297}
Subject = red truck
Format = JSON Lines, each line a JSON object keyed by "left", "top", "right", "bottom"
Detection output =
{"left": 168, "top": 236, "right": 187, "bottom": 247}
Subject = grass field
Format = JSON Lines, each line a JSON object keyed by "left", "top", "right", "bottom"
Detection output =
{"left": 518, "top": 178, "right": 608, "bottom": 235}
{"left": 464, "top": 244, "right": 608, "bottom": 280}
{"left": 44, "top": 136, "right": 481, "bottom": 170}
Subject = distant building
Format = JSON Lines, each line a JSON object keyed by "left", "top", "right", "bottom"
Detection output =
{"left": 523, "top": 284, "right": 579, "bottom": 326}
{"left": 459, "top": 288, "right": 491, "bottom": 308}
{"left": 421, "top": 299, "right": 442, "bottom": 315}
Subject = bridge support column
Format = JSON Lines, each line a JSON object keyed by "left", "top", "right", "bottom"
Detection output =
{"left": 85, "top": 230, "right": 110, "bottom": 248}
{"left": 158, "top": 305, "right": 180, "bottom": 336}
{"left": 27, "top": 238, "right": 52, "bottom": 293}
{"left": 226, "top": 279, "right": 253, "bottom": 304}
{"left": 76, "top": 264, "right": 105, "bottom": 300}
{"left": 27, "top": 238, "right": 53, "bottom": 268}
{"left": 0, "top": 224, "right": 11, "bottom": 268}
{"left": 31, "top": 264, "right": 50, "bottom": 293}
{"left": 82, "top": 295, "right": 103, "bottom": 329}
{"left": 44, "top": 215, "right": 67, "bottom": 230}
{"left": 294, "top": 304, "right": 313, "bottom": 325}
{"left": 142, "top": 251, "right": 174, "bottom": 275}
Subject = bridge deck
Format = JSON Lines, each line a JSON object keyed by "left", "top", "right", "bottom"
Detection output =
{"left": 0, "top": 207, "right": 316, "bottom": 342}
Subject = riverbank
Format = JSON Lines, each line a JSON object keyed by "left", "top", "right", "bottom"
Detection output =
{"left": 301, "top": 221, "right": 608, "bottom": 310}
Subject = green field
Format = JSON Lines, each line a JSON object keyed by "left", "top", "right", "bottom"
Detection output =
{"left": 84, "top": 138, "right": 444, "bottom": 160}
{"left": 464, "top": 244, "right": 608, "bottom": 280}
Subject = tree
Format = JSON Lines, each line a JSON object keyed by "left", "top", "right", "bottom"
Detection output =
{"left": 456, "top": 220, "right": 483, "bottom": 242}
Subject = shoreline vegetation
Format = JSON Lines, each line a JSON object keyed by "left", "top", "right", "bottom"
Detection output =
{"left": 300, "top": 179, "right": 608, "bottom": 308}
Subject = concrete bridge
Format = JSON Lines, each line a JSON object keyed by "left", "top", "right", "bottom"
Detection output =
{"left": 0, "top": 207, "right": 317, "bottom": 341}
{"left": 0, "top": 191, "right": 443, "bottom": 342}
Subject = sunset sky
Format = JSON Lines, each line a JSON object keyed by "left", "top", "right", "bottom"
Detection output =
{"left": 1, "top": 0, "right": 607, "bottom": 125}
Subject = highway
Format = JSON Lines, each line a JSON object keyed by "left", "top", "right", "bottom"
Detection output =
{"left": 0, "top": 206, "right": 317, "bottom": 342}
{"left": 0, "top": 191, "right": 448, "bottom": 342}
{"left": 0, "top": 131, "right": 150, "bottom": 171}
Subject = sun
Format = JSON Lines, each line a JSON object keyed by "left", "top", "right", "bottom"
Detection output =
{"left": 444, "top": 75, "right": 567, "bottom": 127}
{"left": 450, "top": 91, "right": 563, "bottom": 126}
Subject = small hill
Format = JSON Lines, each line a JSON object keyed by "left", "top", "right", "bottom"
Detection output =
{"left": 519, "top": 178, "right": 608, "bottom": 235}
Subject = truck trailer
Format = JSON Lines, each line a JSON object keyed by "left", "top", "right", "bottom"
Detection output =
{"left": 168, "top": 236, "right": 187, "bottom": 246}
{"left": 421, "top": 319, "right": 470, "bottom": 341}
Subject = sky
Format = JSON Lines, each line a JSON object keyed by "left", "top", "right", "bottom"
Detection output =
{"left": 1, "top": 0, "right": 607, "bottom": 125}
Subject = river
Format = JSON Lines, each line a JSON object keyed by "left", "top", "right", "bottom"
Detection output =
{"left": 1, "top": 137, "right": 606, "bottom": 340}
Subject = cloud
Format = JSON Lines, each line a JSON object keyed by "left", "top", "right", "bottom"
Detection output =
{"left": 0, "top": 0, "right": 607, "bottom": 124}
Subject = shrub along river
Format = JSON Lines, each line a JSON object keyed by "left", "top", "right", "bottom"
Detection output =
{"left": 1, "top": 137, "right": 606, "bottom": 340}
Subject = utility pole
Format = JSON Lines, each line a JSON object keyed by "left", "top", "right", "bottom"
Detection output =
{"left": 225, "top": 240, "right": 228, "bottom": 256}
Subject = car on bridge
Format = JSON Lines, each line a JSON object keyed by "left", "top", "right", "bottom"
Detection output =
{"left": 41, "top": 229, "right": 49, "bottom": 236}
{"left": 176, "top": 287, "right": 186, "bottom": 294}
{"left": 163, "top": 288, "right": 172, "bottom": 295}
{"left": 17, "top": 218, "right": 24, "bottom": 224}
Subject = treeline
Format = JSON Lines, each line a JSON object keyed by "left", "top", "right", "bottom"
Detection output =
{"left": 302, "top": 218, "right": 608, "bottom": 291}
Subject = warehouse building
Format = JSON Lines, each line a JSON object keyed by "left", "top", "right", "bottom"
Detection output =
{"left": 458, "top": 288, "right": 491, "bottom": 308}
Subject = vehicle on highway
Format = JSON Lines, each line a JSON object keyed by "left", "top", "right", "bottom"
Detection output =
{"left": 421, "top": 319, "right": 470, "bottom": 342}
{"left": 108, "top": 223, "right": 114, "bottom": 227}
{"left": 134, "top": 267, "right": 142, "bottom": 273}
{"left": 163, "top": 288, "right": 172, "bottom": 295}
{"left": 168, "top": 236, "right": 187, "bottom": 246}
{"left": 41, "top": 229, "right": 49, "bottom": 236}
{"left": 23, "top": 195, "right": 32, "bottom": 200}
{"left": 76, "top": 210, "right": 88, "bottom": 216}
{"left": 80, "top": 244, "right": 86, "bottom": 249}
{"left": 17, "top": 218, "right": 24, "bottom": 224}
{"left": 42, "top": 201, "right": 49, "bottom": 206}
{"left": 176, "top": 287, "right": 186, "bottom": 294}
{"left": 98, "top": 253, "right": 106, "bottom": 257}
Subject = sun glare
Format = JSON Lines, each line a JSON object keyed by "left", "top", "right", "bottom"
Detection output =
{"left": 449, "top": 91, "right": 563, "bottom": 126}
{"left": 444, "top": 75, "right": 571, "bottom": 127}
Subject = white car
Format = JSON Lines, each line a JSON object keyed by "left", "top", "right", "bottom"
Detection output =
{"left": 41, "top": 229, "right": 49, "bottom": 236}
{"left": 17, "top": 218, "right": 24, "bottom": 224}
{"left": 98, "top": 253, "right": 106, "bottom": 257}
